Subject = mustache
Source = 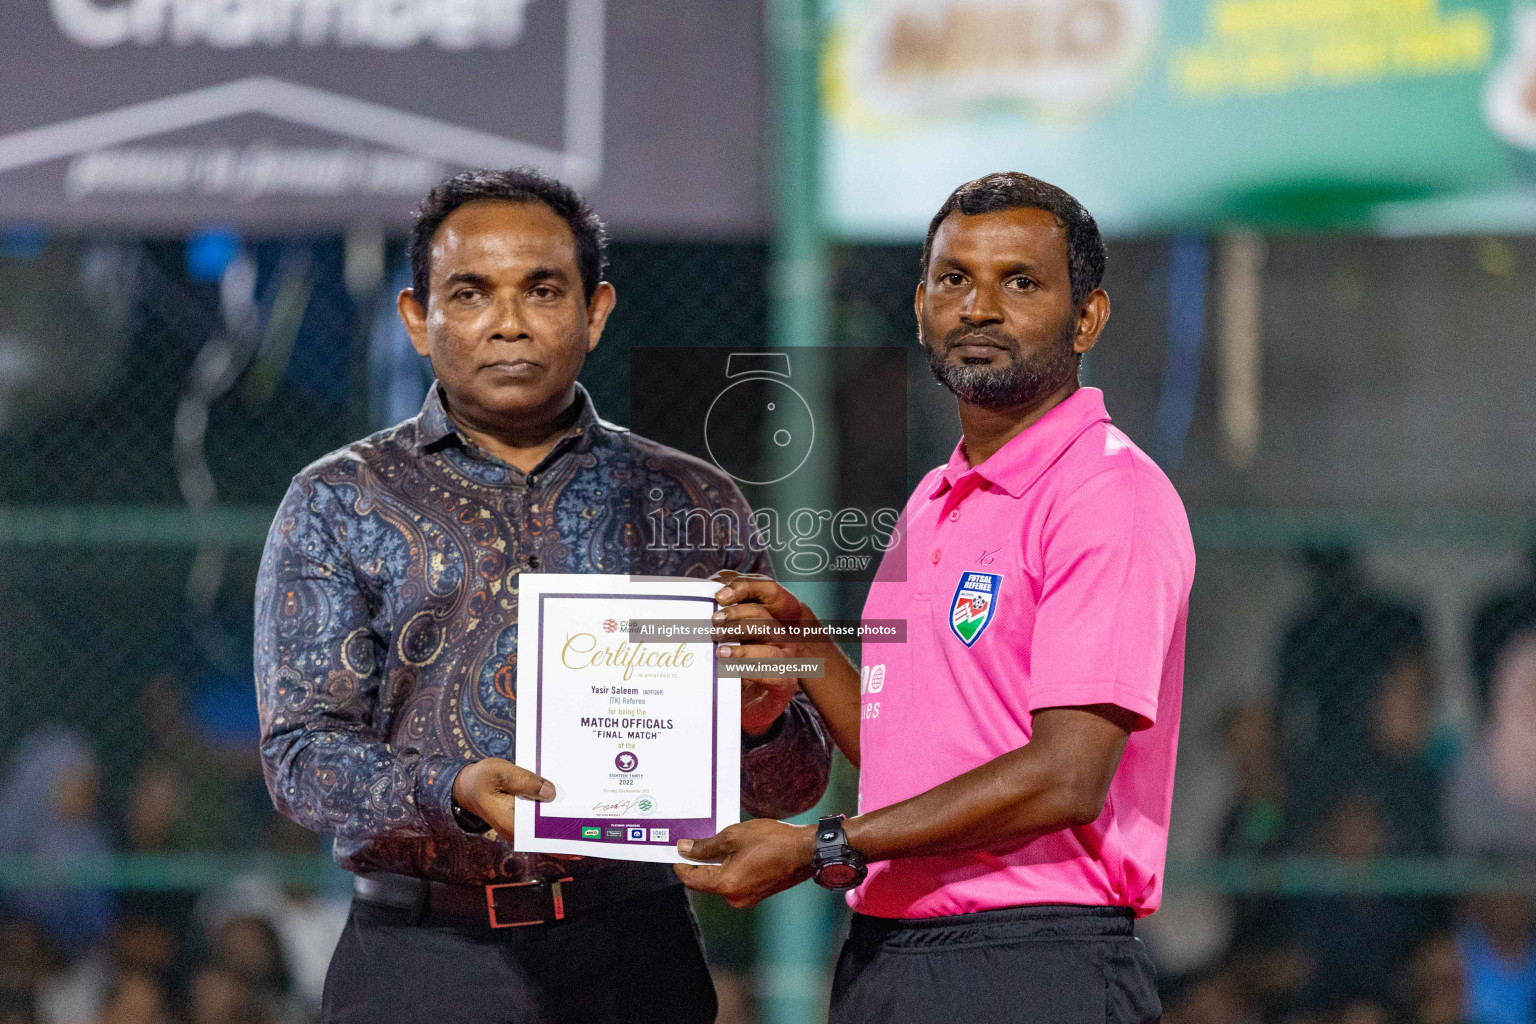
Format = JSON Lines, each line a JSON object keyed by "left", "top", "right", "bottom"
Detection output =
{"left": 940, "top": 325, "right": 1020, "bottom": 352}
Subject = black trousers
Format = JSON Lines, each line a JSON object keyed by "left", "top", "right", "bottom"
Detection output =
{"left": 321, "top": 883, "right": 717, "bottom": 1024}
{"left": 830, "top": 904, "right": 1161, "bottom": 1024}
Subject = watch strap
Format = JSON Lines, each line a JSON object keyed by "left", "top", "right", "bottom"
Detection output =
{"left": 451, "top": 796, "right": 492, "bottom": 835}
{"left": 813, "top": 814, "right": 849, "bottom": 859}
{"left": 811, "top": 813, "right": 867, "bottom": 892}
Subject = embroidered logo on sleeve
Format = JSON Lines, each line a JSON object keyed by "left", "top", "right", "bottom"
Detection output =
{"left": 950, "top": 572, "right": 1002, "bottom": 647}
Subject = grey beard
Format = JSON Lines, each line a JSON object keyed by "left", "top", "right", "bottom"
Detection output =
{"left": 923, "top": 327, "right": 1078, "bottom": 411}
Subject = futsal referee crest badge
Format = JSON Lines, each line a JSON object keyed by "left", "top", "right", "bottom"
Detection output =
{"left": 950, "top": 572, "right": 1002, "bottom": 647}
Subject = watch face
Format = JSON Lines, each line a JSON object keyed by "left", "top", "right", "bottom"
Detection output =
{"left": 817, "top": 862, "right": 859, "bottom": 890}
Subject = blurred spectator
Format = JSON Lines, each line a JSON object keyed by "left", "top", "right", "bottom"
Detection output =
{"left": 113, "top": 763, "right": 199, "bottom": 945}
{"left": 208, "top": 916, "right": 288, "bottom": 992}
{"left": 0, "top": 991, "right": 34, "bottom": 1024}
{"left": 91, "top": 972, "right": 169, "bottom": 1024}
{"left": 1468, "top": 554, "right": 1536, "bottom": 732}
{"left": 105, "top": 920, "right": 178, "bottom": 988}
{"left": 1276, "top": 547, "right": 1444, "bottom": 854}
{"left": 1448, "top": 571, "right": 1536, "bottom": 1024}
{"left": 1225, "top": 934, "right": 1314, "bottom": 1021}
{"left": 1160, "top": 960, "right": 1262, "bottom": 1024}
{"left": 0, "top": 917, "right": 50, "bottom": 1024}
{"left": 1330, "top": 1001, "right": 1393, "bottom": 1024}
{"left": 37, "top": 916, "right": 180, "bottom": 1024}
{"left": 203, "top": 916, "right": 302, "bottom": 1024}
{"left": 185, "top": 966, "right": 269, "bottom": 1024}
{"left": 1278, "top": 548, "right": 1393, "bottom": 763}
{"left": 121, "top": 765, "right": 183, "bottom": 854}
{"left": 1351, "top": 632, "right": 1445, "bottom": 856}
{"left": 134, "top": 677, "right": 269, "bottom": 851}
{"left": 0, "top": 730, "right": 113, "bottom": 950}
{"left": 1456, "top": 892, "right": 1536, "bottom": 1024}
{"left": 195, "top": 873, "right": 345, "bottom": 1013}
{"left": 1450, "top": 627, "right": 1536, "bottom": 859}
{"left": 1289, "top": 788, "right": 1439, "bottom": 1007}
{"left": 1399, "top": 930, "right": 1469, "bottom": 1024}
{"left": 1218, "top": 701, "right": 1294, "bottom": 954}
{"left": 1220, "top": 702, "right": 1290, "bottom": 858}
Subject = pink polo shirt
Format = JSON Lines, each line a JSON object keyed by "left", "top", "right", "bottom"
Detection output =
{"left": 852, "top": 387, "right": 1193, "bottom": 920}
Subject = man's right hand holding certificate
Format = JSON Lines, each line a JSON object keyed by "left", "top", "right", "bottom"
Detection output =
{"left": 710, "top": 571, "right": 861, "bottom": 759}
{"left": 711, "top": 570, "right": 818, "bottom": 740}
{"left": 683, "top": 574, "right": 1141, "bottom": 908}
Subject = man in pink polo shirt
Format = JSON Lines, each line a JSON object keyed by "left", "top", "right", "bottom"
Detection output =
{"left": 677, "top": 172, "right": 1195, "bottom": 1024}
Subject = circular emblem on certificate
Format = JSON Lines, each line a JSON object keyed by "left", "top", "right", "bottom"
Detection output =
{"left": 637, "top": 798, "right": 654, "bottom": 814}
{"left": 615, "top": 751, "right": 639, "bottom": 773}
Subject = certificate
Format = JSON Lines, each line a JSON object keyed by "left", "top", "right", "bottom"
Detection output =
{"left": 512, "top": 573, "right": 739, "bottom": 864}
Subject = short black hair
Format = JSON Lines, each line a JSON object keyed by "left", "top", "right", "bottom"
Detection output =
{"left": 409, "top": 167, "right": 608, "bottom": 304}
{"left": 921, "top": 172, "right": 1106, "bottom": 305}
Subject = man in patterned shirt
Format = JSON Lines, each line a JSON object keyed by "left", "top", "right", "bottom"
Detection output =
{"left": 255, "top": 168, "right": 831, "bottom": 1023}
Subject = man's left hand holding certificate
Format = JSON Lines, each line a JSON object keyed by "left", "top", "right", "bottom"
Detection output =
{"left": 513, "top": 573, "right": 739, "bottom": 863}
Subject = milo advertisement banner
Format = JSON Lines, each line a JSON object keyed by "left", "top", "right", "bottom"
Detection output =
{"left": 823, "top": 0, "right": 1536, "bottom": 235}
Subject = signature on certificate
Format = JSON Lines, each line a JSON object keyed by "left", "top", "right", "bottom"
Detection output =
{"left": 591, "top": 798, "right": 640, "bottom": 815}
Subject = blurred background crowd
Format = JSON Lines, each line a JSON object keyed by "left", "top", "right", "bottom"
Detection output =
{"left": 1159, "top": 547, "right": 1536, "bottom": 1024}
{"left": 6, "top": 0, "right": 1536, "bottom": 1022}
{"left": 6, "top": 539, "right": 1536, "bottom": 1024}
{"left": 0, "top": 674, "right": 349, "bottom": 1024}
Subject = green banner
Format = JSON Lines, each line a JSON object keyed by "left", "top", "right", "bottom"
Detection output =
{"left": 823, "top": 0, "right": 1536, "bottom": 235}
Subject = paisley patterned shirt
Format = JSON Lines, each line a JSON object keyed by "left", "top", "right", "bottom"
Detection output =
{"left": 255, "top": 383, "right": 831, "bottom": 885}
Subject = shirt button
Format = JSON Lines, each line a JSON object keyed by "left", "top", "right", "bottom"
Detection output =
{"left": 527, "top": 474, "right": 540, "bottom": 487}
{"left": 948, "top": 510, "right": 960, "bottom": 522}
{"left": 930, "top": 549, "right": 941, "bottom": 564}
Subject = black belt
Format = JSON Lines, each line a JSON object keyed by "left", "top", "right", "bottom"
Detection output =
{"left": 849, "top": 904, "right": 1135, "bottom": 950}
{"left": 353, "top": 865, "right": 680, "bottom": 930}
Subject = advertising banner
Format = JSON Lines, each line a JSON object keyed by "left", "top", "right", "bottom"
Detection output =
{"left": 0, "top": 0, "right": 764, "bottom": 233}
{"left": 824, "top": 0, "right": 1536, "bottom": 235}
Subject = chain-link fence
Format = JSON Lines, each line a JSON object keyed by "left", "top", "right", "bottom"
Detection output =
{"left": 3, "top": 233, "right": 1536, "bottom": 1021}
{"left": 0, "top": 237, "right": 769, "bottom": 782}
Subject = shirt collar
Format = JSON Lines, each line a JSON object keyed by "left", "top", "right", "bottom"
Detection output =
{"left": 412, "top": 381, "right": 608, "bottom": 457}
{"left": 928, "top": 387, "right": 1112, "bottom": 499}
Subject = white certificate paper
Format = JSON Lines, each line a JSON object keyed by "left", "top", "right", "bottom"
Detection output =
{"left": 512, "top": 573, "right": 739, "bottom": 864}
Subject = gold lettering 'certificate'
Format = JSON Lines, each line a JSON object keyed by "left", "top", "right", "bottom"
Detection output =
{"left": 512, "top": 573, "right": 739, "bottom": 864}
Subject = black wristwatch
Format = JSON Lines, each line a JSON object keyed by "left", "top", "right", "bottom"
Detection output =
{"left": 811, "top": 814, "right": 867, "bottom": 892}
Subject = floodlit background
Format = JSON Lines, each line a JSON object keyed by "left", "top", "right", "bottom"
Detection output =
{"left": 4, "top": 2, "right": 1536, "bottom": 1023}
